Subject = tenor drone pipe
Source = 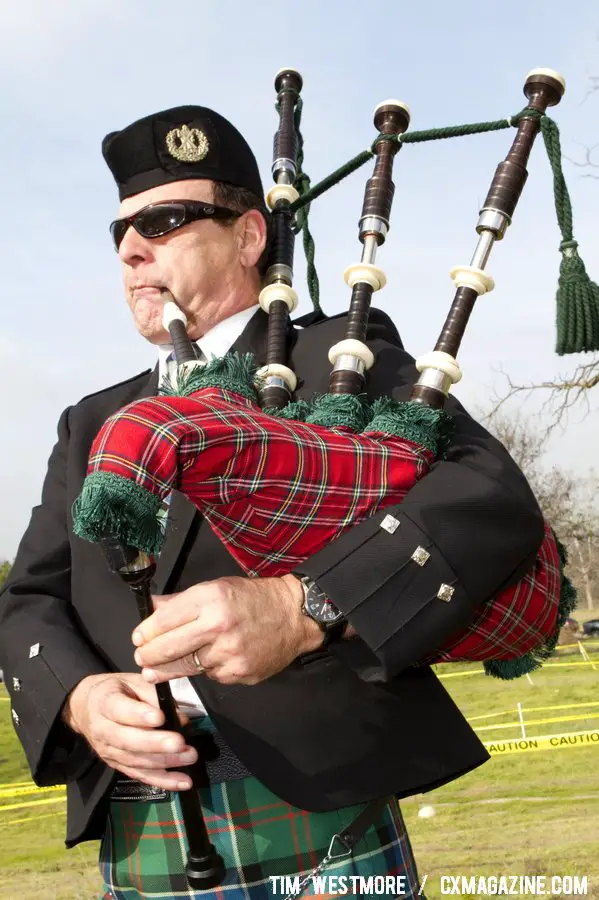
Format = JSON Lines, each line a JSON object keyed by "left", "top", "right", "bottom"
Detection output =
{"left": 328, "top": 99, "right": 411, "bottom": 395}
{"left": 258, "top": 67, "right": 303, "bottom": 410}
{"left": 410, "top": 68, "right": 565, "bottom": 409}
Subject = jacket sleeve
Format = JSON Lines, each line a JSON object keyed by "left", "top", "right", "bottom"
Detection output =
{"left": 0, "top": 407, "right": 109, "bottom": 785}
{"left": 293, "top": 328, "right": 545, "bottom": 679}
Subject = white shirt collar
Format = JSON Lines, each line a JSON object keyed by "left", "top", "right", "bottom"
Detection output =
{"left": 157, "top": 305, "right": 259, "bottom": 380}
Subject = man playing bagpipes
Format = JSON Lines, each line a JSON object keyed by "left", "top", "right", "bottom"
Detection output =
{"left": 0, "top": 68, "right": 580, "bottom": 899}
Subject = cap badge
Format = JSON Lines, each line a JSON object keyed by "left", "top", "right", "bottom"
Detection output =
{"left": 165, "top": 125, "right": 210, "bottom": 163}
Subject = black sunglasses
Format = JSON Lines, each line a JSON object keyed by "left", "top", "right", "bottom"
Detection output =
{"left": 109, "top": 200, "right": 242, "bottom": 251}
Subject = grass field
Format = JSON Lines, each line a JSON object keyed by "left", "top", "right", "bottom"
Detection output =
{"left": 0, "top": 636, "right": 597, "bottom": 899}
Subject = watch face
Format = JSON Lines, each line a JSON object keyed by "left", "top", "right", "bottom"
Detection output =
{"left": 305, "top": 585, "right": 344, "bottom": 624}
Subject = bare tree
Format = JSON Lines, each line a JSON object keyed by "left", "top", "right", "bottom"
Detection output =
{"left": 485, "top": 411, "right": 598, "bottom": 610}
{"left": 492, "top": 360, "right": 599, "bottom": 435}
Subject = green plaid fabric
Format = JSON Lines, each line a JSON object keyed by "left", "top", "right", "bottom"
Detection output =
{"left": 99, "top": 720, "right": 421, "bottom": 900}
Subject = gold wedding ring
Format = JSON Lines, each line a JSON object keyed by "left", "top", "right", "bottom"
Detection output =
{"left": 192, "top": 649, "right": 205, "bottom": 674}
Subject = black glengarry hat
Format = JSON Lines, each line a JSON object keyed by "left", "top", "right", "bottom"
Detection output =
{"left": 102, "top": 105, "right": 264, "bottom": 201}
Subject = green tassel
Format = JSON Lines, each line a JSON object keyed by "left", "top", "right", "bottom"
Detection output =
{"left": 160, "top": 352, "right": 260, "bottom": 402}
{"left": 555, "top": 241, "right": 599, "bottom": 355}
{"left": 306, "top": 393, "right": 371, "bottom": 432}
{"left": 367, "top": 398, "right": 454, "bottom": 457}
{"left": 540, "top": 116, "right": 599, "bottom": 354}
{"left": 72, "top": 472, "right": 165, "bottom": 555}
{"left": 483, "top": 531, "right": 578, "bottom": 680}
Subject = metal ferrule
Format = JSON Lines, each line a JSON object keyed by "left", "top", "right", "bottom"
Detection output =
{"left": 272, "top": 158, "right": 297, "bottom": 181}
{"left": 121, "top": 550, "right": 153, "bottom": 574}
{"left": 476, "top": 208, "right": 510, "bottom": 239}
{"left": 263, "top": 375, "right": 290, "bottom": 391}
{"left": 332, "top": 355, "right": 366, "bottom": 376}
{"left": 358, "top": 216, "right": 389, "bottom": 241}
{"left": 415, "top": 367, "right": 453, "bottom": 396}
{"left": 265, "top": 263, "right": 293, "bottom": 285}
{"left": 361, "top": 235, "right": 379, "bottom": 265}
{"left": 470, "top": 230, "right": 497, "bottom": 269}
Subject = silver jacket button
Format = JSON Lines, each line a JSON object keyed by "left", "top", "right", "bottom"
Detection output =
{"left": 380, "top": 514, "right": 400, "bottom": 534}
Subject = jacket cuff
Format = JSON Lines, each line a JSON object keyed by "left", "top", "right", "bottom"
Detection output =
{"left": 5, "top": 631, "right": 108, "bottom": 785}
{"left": 294, "top": 504, "right": 474, "bottom": 677}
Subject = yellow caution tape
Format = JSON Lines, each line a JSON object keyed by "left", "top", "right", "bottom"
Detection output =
{"left": 485, "top": 729, "right": 599, "bottom": 754}
{"left": 438, "top": 658, "right": 599, "bottom": 679}
{"left": 0, "top": 780, "right": 41, "bottom": 788}
{"left": 0, "top": 783, "right": 65, "bottom": 800}
{"left": 467, "top": 700, "right": 599, "bottom": 722}
{"left": 0, "top": 796, "right": 65, "bottom": 814}
{"left": 507, "top": 700, "right": 599, "bottom": 714}
{"left": 437, "top": 668, "right": 484, "bottom": 679}
{"left": 537, "top": 661, "right": 598, "bottom": 668}
{"left": 556, "top": 641, "right": 599, "bottom": 648}
{"left": 474, "top": 711, "right": 599, "bottom": 733}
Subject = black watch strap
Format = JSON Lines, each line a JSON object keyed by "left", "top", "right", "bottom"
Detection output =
{"left": 320, "top": 618, "right": 347, "bottom": 647}
{"left": 299, "top": 576, "right": 347, "bottom": 646}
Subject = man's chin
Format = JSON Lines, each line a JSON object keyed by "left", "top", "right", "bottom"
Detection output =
{"left": 131, "top": 298, "right": 169, "bottom": 340}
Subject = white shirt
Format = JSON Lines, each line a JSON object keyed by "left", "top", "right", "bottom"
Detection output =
{"left": 158, "top": 303, "right": 259, "bottom": 716}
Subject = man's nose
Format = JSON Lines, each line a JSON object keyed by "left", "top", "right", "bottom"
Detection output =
{"left": 118, "top": 225, "right": 155, "bottom": 265}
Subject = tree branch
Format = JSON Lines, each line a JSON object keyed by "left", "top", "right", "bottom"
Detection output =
{"left": 489, "top": 359, "right": 599, "bottom": 435}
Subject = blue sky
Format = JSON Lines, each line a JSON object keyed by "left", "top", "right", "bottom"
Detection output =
{"left": 1, "top": 0, "right": 598, "bottom": 558}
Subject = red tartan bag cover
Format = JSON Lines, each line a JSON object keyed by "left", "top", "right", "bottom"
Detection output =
{"left": 73, "top": 366, "right": 573, "bottom": 678}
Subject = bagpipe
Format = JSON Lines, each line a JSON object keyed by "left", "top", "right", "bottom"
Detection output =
{"left": 71, "top": 67, "right": 591, "bottom": 887}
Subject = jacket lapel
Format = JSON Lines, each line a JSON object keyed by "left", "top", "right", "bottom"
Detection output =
{"left": 152, "top": 309, "right": 271, "bottom": 594}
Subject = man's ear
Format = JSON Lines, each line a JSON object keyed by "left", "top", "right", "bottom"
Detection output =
{"left": 237, "top": 209, "right": 267, "bottom": 270}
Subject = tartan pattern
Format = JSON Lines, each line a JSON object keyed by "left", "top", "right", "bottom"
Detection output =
{"left": 87, "top": 387, "right": 433, "bottom": 575}
{"left": 421, "top": 521, "right": 561, "bottom": 663}
{"left": 86, "top": 386, "right": 561, "bottom": 665}
{"left": 98, "top": 723, "right": 421, "bottom": 900}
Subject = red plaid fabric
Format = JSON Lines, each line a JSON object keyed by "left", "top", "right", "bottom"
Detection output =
{"left": 421, "top": 521, "right": 561, "bottom": 663}
{"left": 86, "top": 387, "right": 561, "bottom": 664}
{"left": 88, "top": 387, "right": 433, "bottom": 574}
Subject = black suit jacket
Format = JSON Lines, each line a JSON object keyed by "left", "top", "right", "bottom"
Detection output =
{"left": 0, "top": 308, "right": 544, "bottom": 847}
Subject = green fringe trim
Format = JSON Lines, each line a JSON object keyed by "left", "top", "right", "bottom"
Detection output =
{"left": 305, "top": 392, "right": 371, "bottom": 432}
{"left": 158, "top": 354, "right": 457, "bottom": 457}
{"left": 264, "top": 399, "right": 313, "bottom": 422}
{"left": 367, "top": 398, "right": 454, "bottom": 457}
{"left": 72, "top": 472, "right": 165, "bottom": 556}
{"left": 483, "top": 531, "right": 578, "bottom": 680}
{"left": 160, "top": 353, "right": 260, "bottom": 403}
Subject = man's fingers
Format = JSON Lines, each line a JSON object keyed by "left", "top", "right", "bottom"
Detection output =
{"left": 132, "top": 592, "right": 198, "bottom": 645}
{"left": 109, "top": 745, "right": 198, "bottom": 772}
{"left": 103, "top": 688, "right": 165, "bottom": 728}
{"left": 134, "top": 624, "right": 210, "bottom": 669}
{"left": 140, "top": 659, "right": 203, "bottom": 684}
{"left": 95, "top": 719, "right": 189, "bottom": 757}
{"left": 144, "top": 660, "right": 263, "bottom": 687}
{"left": 116, "top": 764, "right": 194, "bottom": 791}
{"left": 100, "top": 676, "right": 190, "bottom": 727}
{"left": 139, "top": 639, "right": 228, "bottom": 683}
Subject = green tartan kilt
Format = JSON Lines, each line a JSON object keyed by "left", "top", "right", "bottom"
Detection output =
{"left": 98, "top": 723, "right": 421, "bottom": 900}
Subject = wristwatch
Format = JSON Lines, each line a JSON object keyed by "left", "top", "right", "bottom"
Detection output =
{"left": 298, "top": 576, "right": 347, "bottom": 646}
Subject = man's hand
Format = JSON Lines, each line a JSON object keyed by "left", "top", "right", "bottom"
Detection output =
{"left": 62, "top": 673, "right": 198, "bottom": 790}
{"left": 132, "top": 574, "right": 325, "bottom": 686}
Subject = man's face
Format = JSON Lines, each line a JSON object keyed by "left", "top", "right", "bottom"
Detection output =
{"left": 116, "top": 179, "right": 266, "bottom": 343}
